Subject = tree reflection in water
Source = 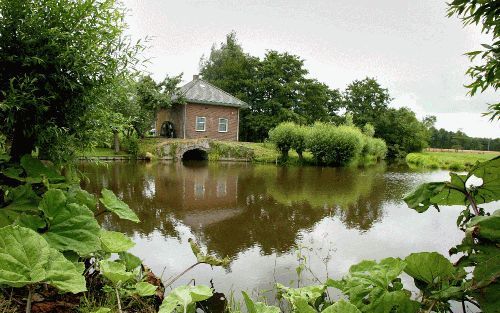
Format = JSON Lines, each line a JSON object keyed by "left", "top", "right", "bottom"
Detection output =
{"left": 81, "top": 161, "right": 397, "bottom": 261}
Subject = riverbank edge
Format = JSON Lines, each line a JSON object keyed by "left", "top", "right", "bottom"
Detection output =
{"left": 78, "top": 138, "right": 383, "bottom": 166}
{"left": 406, "top": 150, "right": 499, "bottom": 170}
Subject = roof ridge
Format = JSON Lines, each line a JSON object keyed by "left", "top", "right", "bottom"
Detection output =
{"left": 198, "top": 78, "right": 247, "bottom": 105}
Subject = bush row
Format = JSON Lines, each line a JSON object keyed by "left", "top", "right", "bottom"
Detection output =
{"left": 269, "top": 122, "right": 387, "bottom": 166}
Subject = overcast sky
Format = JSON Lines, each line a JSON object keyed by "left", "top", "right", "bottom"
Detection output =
{"left": 123, "top": 0, "right": 499, "bottom": 138}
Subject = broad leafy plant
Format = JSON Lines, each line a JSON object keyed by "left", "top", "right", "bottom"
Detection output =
{"left": 0, "top": 154, "right": 150, "bottom": 312}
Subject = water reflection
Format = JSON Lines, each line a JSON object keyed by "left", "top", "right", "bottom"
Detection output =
{"left": 80, "top": 161, "right": 471, "bottom": 299}
{"left": 82, "top": 162, "right": 397, "bottom": 258}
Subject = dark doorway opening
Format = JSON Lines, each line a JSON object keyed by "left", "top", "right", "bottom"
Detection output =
{"left": 160, "top": 121, "right": 176, "bottom": 138}
{"left": 182, "top": 149, "right": 208, "bottom": 161}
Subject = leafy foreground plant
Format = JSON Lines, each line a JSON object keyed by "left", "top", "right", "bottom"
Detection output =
{"left": 0, "top": 155, "right": 161, "bottom": 313}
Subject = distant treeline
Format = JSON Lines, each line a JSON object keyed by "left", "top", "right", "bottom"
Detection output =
{"left": 429, "top": 128, "right": 500, "bottom": 151}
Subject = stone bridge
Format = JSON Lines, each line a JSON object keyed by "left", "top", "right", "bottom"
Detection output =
{"left": 159, "top": 139, "right": 212, "bottom": 160}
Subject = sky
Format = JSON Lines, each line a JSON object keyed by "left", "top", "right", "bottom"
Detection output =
{"left": 122, "top": 0, "right": 499, "bottom": 138}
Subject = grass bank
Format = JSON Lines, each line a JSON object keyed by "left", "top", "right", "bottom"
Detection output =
{"left": 406, "top": 151, "right": 499, "bottom": 170}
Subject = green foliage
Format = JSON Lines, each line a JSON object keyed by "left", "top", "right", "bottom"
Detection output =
{"left": 158, "top": 285, "right": 213, "bottom": 313}
{"left": 268, "top": 122, "right": 299, "bottom": 159}
{"left": 99, "top": 260, "right": 135, "bottom": 285}
{"left": 0, "top": 225, "right": 86, "bottom": 293}
{"left": 100, "top": 230, "right": 135, "bottom": 253}
{"left": 322, "top": 300, "right": 360, "bottom": 313}
{"left": 0, "top": 0, "right": 141, "bottom": 163}
{"left": 361, "top": 137, "right": 387, "bottom": 160}
{"left": 343, "top": 78, "right": 392, "bottom": 128}
{"left": 404, "top": 156, "right": 500, "bottom": 312}
{"left": 404, "top": 156, "right": 500, "bottom": 213}
{"left": 429, "top": 127, "right": 500, "bottom": 151}
{"left": 200, "top": 33, "right": 341, "bottom": 142}
{"left": 447, "top": 0, "right": 500, "bottom": 119}
{"left": 374, "top": 108, "right": 429, "bottom": 158}
{"left": 277, "top": 284, "right": 326, "bottom": 311}
{"left": 189, "top": 238, "right": 230, "bottom": 267}
{"left": 327, "top": 257, "right": 419, "bottom": 313}
{"left": 99, "top": 188, "right": 140, "bottom": 223}
{"left": 306, "top": 123, "right": 364, "bottom": 166}
{"left": 242, "top": 291, "right": 280, "bottom": 313}
{"left": 40, "top": 189, "right": 101, "bottom": 256}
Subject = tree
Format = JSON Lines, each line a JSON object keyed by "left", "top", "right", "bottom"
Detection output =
{"left": 133, "top": 74, "right": 183, "bottom": 138}
{"left": 342, "top": 77, "right": 392, "bottom": 128}
{"left": 200, "top": 33, "right": 341, "bottom": 142}
{"left": 374, "top": 108, "right": 429, "bottom": 158}
{"left": 448, "top": 0, "right": 500, "bottom": 119}
{"left": 0, "top": 0, "right": 141, "bottom": 163}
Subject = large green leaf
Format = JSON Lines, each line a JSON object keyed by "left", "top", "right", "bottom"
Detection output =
{"left": 404, "top": 157, "right": 500, "bottom": 212}
{"left": 0, "top": 225, "right": 86, "bottom": 293}
{"left": 404, "top": 181, "right": 466, "bottom": 213}
{"left": 469, "top": 156, "right": 500, "bottom": 204}
{"left": 45, "top": 249, "right": 86, "bottom": 293}
{"left": 242, "top": 291, "right": 281, "bottom": 313}
{"left": 277, "top": 283, "right": 325, "bottom": 310}
{"left": 100, "top": 229, "right": 135, "bottom": 253}
{"left": 158, "top": 285, "right": 213, "bottom": 313}
{"left": 472, "top": 281, "right": 500, "bottom": 313}
{"left": 2, "top": 184, "right": 40, "bottom": 212}
{"left": 99, "top": 188, "right": 139, "bottom": 223}
{"left": 467, "top": 210, "right": 500, "bottom": 241}
{"left": 470, "top": 245, "right": 500, "bottom": 290}
{"left": 0, "top": 225, "right": 48, "bottom": 287}
{"left": 40, "top": 189, "right": 101, "bottom": 256}
{"left": 134, "top": 282, "right": 158, "bottom": 297}
{"left": 404, "top": 252, "right": 456, "bottom": 285}
{"left": 66, "top": 186, "right": 97, "bottom": 212}
{"left": 20, "top": 155, "right": 65, "bottom": 183}
{"left": 327, "top": 257, "right": 419, "bottom": 313}
{"left": 99, "top": 260, "right": 135, "bottom": 285}
{"left": 322, "top": 300, "right": 361, "bottom": 313}
{"left": 0, "top": 184, "right": 43, "bottom": 228}
{"left": 118, "top": 251, "right": 142, "bottom": 271}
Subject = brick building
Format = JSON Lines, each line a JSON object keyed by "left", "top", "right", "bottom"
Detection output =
{"left": 156, "top": 75, "right": 248, "bottom": 141}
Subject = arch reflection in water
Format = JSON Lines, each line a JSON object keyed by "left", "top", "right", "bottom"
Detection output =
{"left": 81, "top": 161, "right": 393, "bottom": 259}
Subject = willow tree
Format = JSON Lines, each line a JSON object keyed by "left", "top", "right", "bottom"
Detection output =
{"left": 0, "top": 0, "right": 142, "bottom": 163}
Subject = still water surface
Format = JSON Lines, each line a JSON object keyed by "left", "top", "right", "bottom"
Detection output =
{"left": 81, "top": 161, "right": 465, "bottom": 297}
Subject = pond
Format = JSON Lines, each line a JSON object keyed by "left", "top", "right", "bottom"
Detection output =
{"left": 81, "top": 161, "right": 467, "bottom": 300}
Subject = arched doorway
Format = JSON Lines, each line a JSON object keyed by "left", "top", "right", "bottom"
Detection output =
{"left": 160, "top": 121, "right": 176, "bottom": 138}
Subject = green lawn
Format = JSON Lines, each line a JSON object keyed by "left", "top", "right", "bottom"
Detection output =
{"left": 406, "top": 151, "right": 499, "bottom": 170}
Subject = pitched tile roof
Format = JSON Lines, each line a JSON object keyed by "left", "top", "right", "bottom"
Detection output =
{"left": 177, "top": 77, "right": 249, "bottom": 108}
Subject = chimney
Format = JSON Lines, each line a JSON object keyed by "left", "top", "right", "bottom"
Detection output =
{"left": 193, "top": 74, "right": 199, "bottom": 80}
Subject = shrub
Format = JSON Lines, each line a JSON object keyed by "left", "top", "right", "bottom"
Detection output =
{"left": 268, "top": 122, "right": 298, "bottom": 159}
{"left": 290, "top": 125, "right": 309, "bottom": 160}
{"left": 306, "top": 123, "right": 364, "bottom": 166}
{"left": 122, "top": 135, "right": 139, "bottom": 157}
{"left": 370, "top": 138, "right": 388, "bottom": 160}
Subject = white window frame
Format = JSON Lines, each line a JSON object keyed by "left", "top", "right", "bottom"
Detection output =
{"left": 218, "top": 118, "right": 228, "bottom": 133}
{"left": 195, "top": 116, "right": 206, "bottom": 132}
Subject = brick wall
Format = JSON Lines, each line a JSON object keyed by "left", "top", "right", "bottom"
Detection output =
{"left": 185, "top": 103, "right": 239, "bottom": 141}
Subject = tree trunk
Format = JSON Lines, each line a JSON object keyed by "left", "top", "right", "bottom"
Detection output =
{"left": 113, "top": 131, "right": 120, "bottom": 153}
{"left": 10, "top": 117, "right": 36, "bottom": 162}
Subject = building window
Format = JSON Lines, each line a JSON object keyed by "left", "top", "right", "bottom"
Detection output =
{"left": 218, "top": 118, "right": 228, "bottom": 132}
{"left": 195, "top": 116, "right": 206, "bottom": 131}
